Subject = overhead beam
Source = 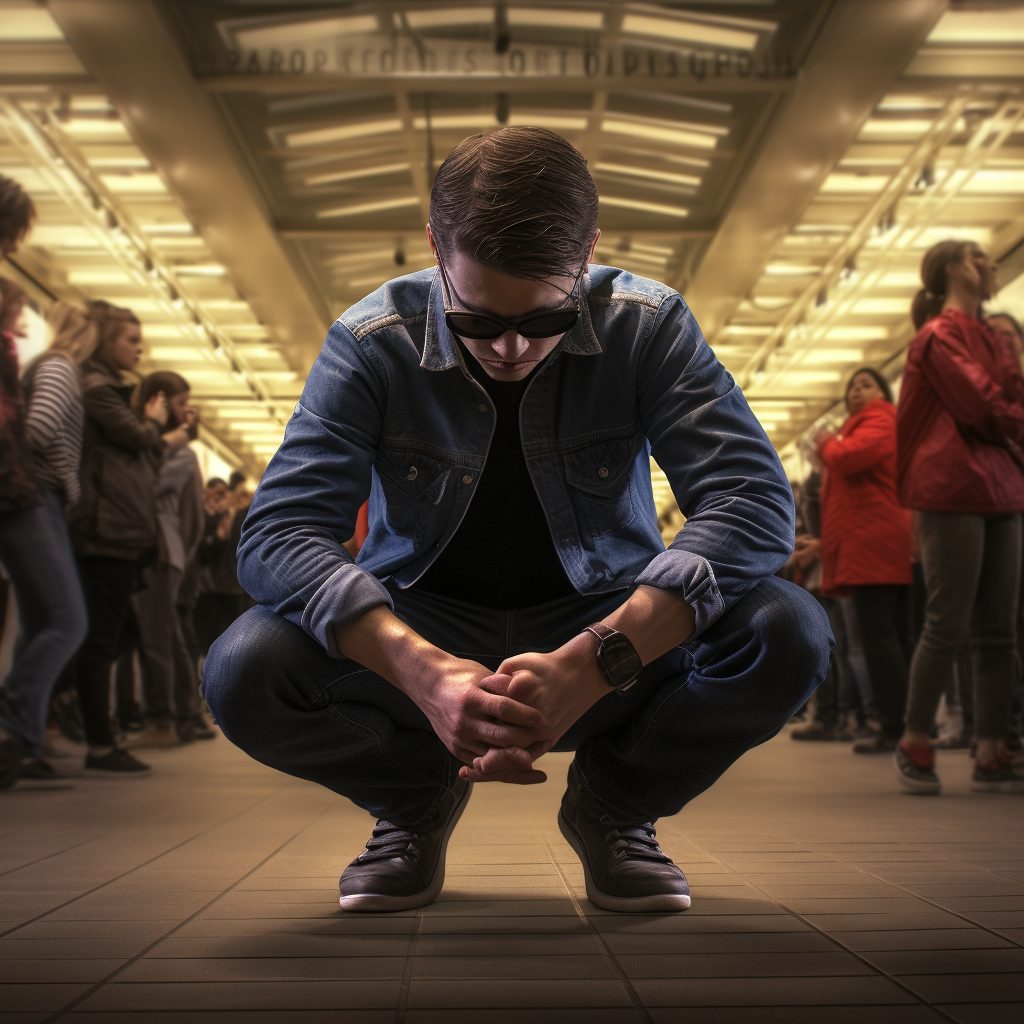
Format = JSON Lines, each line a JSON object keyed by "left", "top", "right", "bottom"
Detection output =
{"left": 684, "top": 0, "right": 948, "bottom": 342}
{"left": 198, "top": 74, "right": 798, "bottom": 96}
{"left": 48, "top": 0, "right": 329, "bottom": 374}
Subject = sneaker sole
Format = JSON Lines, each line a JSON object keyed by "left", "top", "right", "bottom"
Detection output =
{"left": 892, "top": 752, "right": 940, "bottom": 795}
{"left": 970, "top": 780, "right": 1024, "bottom": 794}
{"left": 339, "top": 782, "right": 473, "bottom": 913}
{"left": 557, "top": 810, "right": 691, "bottom": 914}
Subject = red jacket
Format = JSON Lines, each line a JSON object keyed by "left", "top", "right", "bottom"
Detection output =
{"left": 819, "top": 399, "right": 912, "bottom": 595}
{"left": 897, "top": 308, "right": 1024, "bottom": 514}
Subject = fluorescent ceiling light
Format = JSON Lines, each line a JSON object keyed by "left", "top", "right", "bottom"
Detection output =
{"left": 147, "top": 347, "right": 210, "bottom": 361}
{"left": 348, "top": 274, "right": 389, "bottom": 288}
{"left": 286, "top": 120, "right": 404, "bottom": 148}
{"left": 594, "top": 162, "right": 701, "bottom": 188}
{"left": 819, "top": 173, "right": 891, "bottom": 194}
{"left": 172, "top": 369, "right": 232, "bottom": 380}
{"left": 632, "top": 242, "right": 675, "bottom": 257}
{"left": 763, "top": 264, "right": 820, "bottom": 276}
{"left": 27, "top": 225, "right": 104, "bottom": 249}
{"left": 621, "top": 14, "right": 761, "bottom": 51}
{"left": 87, "top": 156, "right": 151, "bottom": 169}
{"left": 879, "top": 271, "right": 922, "bottom": 287}
{"left": 852, "top": 299, "right": 912, "bottom": 314}
{"left": 140, "top": 222, "right": 194, "bottom": 235}
{"left": 403, "top": 7, "right": 494, "bottom": 28}
{"left": 510, "top": 114, "right": 588, "bottom": 131}
{"left": 509, "top": 7, "right": 604, "bottom": 29}
{"left": 224, "top": 325, "right": 271, "bottom": 337}
{"left": 601, "top": 118, "right": 719, "bottom": 150}
{"left": 175, "top": 264, "right": 227, "bottom": 277}
{"left": 876, "top": 95, "right": 945, "bottom": 112}
{"left": 317, "top": 196, "right": 420, "bottom": 219}
{"left": 599, "top": 196, "right": 689, "bottom": 218}
{"left": 67, "top": 269, "right": 136, "bottom": 285}
{"left": 0, "top": 8, "right": 65, "bottom": 40}
{"left": 99, "top": 173, "right": 169, "bottom": 194}
{"left": 305, "top": 162, "right": 411, "bottom": 186}
{"left": 61, "top": 120, "right": 130, "bottom": 138}
{"left": 721, "top": 325, "right": 771, "bottom": 336}
{"left": 927, "top": 9, "right": 1024, "bottom": 44}
{"left": 859, "top": 118, "right": 964, "bottom": 137}
{"left": 776, "top": 370, "right": 843, "bottom": 385}
{"left": 802, "top": 348, "right": 865, "bottom": 364}
{"left": 232, "top": 15, "right": 377, "bottom": 51}
{"left": 962, "top": 169, "right": 1024, "bottom": 193}
{"left": 823, "top": 326, "right": 890, "bottom": 341}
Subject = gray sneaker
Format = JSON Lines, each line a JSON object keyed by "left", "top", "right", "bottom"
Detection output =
{"left": 971, "top": 757, "right": 1024, "bottom": 794}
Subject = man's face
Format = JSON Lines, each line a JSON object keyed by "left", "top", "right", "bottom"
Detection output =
{"left": 204, "top": 483, "right": 228, "bottom": 514}
{"left": 434, "top": 243, "right": 592, "bottom": 383}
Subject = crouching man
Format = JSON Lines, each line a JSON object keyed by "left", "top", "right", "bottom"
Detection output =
{"left": 203, "top": 127, "right": 832, "bottom": 914}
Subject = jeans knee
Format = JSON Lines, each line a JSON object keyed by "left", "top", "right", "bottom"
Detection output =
{"left": 201, "top": 606, "right": 293, "bottom": 728}
{"left": 748, "top": 577, "right": 834, "bottom": 690}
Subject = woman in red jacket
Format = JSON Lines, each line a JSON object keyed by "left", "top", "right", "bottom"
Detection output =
{"left": 895, "top": 240, "right": 1024, "bottom": 796}
{"left": 817, "top": 368, "right": 913, "bottom": 754}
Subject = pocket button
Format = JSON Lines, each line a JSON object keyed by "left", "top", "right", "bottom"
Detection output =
{"left": 406, "top": 466, "right": 418, "bottom": 481}
{"left": 598, "top": 466, "right": 610, "bottom": 479}
{"left": 478, "top": 403, "right": 488, "bottom": 413}
{"left": 462, "top": 474, "right": 473, "bottom": 485}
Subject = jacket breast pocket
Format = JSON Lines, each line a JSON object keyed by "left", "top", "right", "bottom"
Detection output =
{"left": 563, "top": 436, "right": 639, "bottom": 540}
{"left": 375, "top": 448, "right": 454, "bottom": 543}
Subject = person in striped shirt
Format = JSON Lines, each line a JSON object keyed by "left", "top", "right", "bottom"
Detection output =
{"left": 0, "top": 297, "right": 89, "bottom": 788}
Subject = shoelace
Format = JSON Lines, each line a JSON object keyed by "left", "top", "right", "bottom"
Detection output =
{"left": 605, "top": 824, "right": 672, "bottom": 864}
{"left": 357, "top": 821, "right": 418, "bottom": 862}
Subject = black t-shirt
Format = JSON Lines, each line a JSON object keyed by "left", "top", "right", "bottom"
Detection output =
{"left": 412, "top": 344, "right": 576, "bottom": 608}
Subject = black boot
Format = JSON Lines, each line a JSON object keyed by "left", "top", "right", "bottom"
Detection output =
{"left": 338, "top": 779, "right": 472, "bottom": 913}
{"left": 558, "top": 761, "right": 690, "bottom": 913}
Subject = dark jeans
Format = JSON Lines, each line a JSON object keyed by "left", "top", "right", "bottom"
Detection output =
{"left": 0, "top": 489, "right": 88, "bottom": 755}
{"left": 76, "top": 557, "right": 140, "bottom": 748}
{"left": 851, "top": 585, "right": 911, "bottom": 739}
{"left": 812, "top": 595, "right": 861, "bottom": 728}
{"left": 203, "top": 576, "right": 832, "bottom": 827}
{"left": 133, "top": 565, "right": 200, "bottom": 724}
{"left": 906, "top": 512, "right": 1022, "bottom": 740}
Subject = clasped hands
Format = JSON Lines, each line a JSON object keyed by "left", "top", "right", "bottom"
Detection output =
{"left": 412, "top": 632, "right": 612, "bottom": 786}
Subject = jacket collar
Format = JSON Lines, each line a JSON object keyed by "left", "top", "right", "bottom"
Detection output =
{"left": 420, "top": 267, "right": 602, "bottom": 371}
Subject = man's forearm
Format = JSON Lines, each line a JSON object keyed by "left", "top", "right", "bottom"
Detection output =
{"left": 601, "top": 584, "right": 695, "bottom": 666}
{"left": 334, "top": 605, "right": 446, "bottom": 699}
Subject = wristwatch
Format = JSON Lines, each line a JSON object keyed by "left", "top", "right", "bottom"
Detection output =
{"left": 583, "top": 622, "right": 643, "bottom": 694}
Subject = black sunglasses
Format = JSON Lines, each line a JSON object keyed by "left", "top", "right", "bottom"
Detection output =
{"left": 435, "top": 252, "right": 585, "bottom": 341}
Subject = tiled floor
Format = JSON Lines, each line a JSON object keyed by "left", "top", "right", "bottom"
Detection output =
{"left": 1, "top": 728, "right": 1022, "bottom": 1023}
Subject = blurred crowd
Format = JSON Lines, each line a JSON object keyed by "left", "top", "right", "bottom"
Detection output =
{"left": 784, "top": 239, "right": 1024, "bottom": 796}
{"left": 3, "top": 167, "right": 1024, "bottom": 799}
{"left": 0, "top": 173, "right": 264, "bottom": 788}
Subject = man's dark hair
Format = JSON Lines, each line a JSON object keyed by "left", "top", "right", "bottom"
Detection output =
{"left": 429, "top": 127, "right": 598, "bottom": 280}
{"left": 228, "top": 470, "right": 247, "bottom": 490}
{"left": 206, "top": 477, "right": 228, "bottom": 489}
{"left": 0, "top": 174, "right": 36, "bottom": 247}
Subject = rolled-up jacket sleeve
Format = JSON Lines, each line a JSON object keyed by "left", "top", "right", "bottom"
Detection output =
{"left": 634, "top": 294, "right": 795, "bottom": 635}
{"left": 237, "top": 321, "right": 393, "bottom": 656}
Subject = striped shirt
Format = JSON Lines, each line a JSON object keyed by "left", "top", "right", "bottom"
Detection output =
{"left": 23, "top": 355, "right": 84, "bottom": 507}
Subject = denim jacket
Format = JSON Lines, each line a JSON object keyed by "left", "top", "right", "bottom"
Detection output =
{"left": 238, "top": 266, "right": 795, "bottom": 656}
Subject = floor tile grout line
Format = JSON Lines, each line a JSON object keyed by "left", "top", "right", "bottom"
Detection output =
{"left": 0, "top": 781, "right": 299, "bottom": 940}
{"left": 538, "top": 829, "right": 656, "bottom": 1024}
{"left": 394, "top": 909, "right": 424, "bottom": 1024}
{"left": 0, "top": 835, "right": 105, "bottom": 880}
{"left": 683, "top": 835, "right": 962, "bottom": 1024}
{"left": 837, "top": 859, "right": 1024, "bottom": 951}
{"left": 39, "top": 800, "right": 339, "bottom": 1024}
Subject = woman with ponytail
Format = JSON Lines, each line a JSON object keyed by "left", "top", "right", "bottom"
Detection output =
{"left": 894, "top": 241, "right": 1024, "bottom": 795}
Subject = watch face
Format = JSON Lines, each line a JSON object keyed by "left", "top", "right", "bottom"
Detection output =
{"left": 600, "top": 632, "right": 643, "bottom": 688}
